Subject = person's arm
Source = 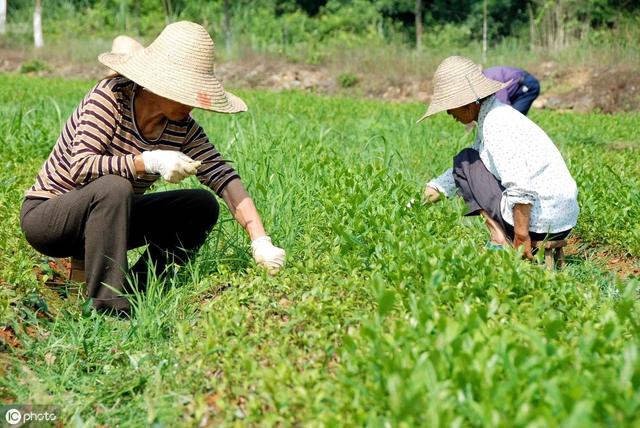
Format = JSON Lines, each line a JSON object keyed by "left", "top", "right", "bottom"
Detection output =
{"left": 513, "top": 203, "right": 533, "bottom": 259}
{"left": 220, "top": 178, "right": 266, "bottom": 240}
{"left": 183, "top": 123, "right": 285, "bottom": 272}
{"left": 423, "top": 168, "right": 456, "bottom": 204}
{"left": 221, "top": 178, "right": 286, "bottom": 274}
{"left": 69, "top": 84, "right": 138, "bottom": 183}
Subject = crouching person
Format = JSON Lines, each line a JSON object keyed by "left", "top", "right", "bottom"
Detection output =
{"left": 20, "top": 22, "right": 285, "bottom": 317}
{"left": 419, "top": 56, "right": 579, "bottom": 258}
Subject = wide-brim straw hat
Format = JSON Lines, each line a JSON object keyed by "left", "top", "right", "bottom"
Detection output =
{"left": 105, "top": 35, "right": 144, "bottom": 77}
{"left": 417, "top": 56, "right": 509, "bottom": 123}
{"left": 99, "top": 21, "right": 247, "bottom": 114}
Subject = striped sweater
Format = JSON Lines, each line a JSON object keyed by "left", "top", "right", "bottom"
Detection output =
{"left": 26, "top": 77, "right": 239, "bottom": 199}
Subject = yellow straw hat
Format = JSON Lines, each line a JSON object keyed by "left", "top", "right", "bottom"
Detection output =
{"left": 110, "top": 35, "right": 144, "bottom": 55}
{"left": 417, "top": 56, "right": 508, "bottom": 123}
{"left": 105, "top": 35, "right": 144, "bottom": 77}
{"left": 99, "top": 21, "right": 247, "bottom": 114}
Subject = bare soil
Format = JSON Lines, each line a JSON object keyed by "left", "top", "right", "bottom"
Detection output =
{"left": 2, "top": 47, "right": 639, "bottom": 113}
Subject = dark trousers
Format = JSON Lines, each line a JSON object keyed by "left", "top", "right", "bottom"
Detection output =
{"left": 452, "top": 148, "right": 570, "bottom": 242}
{"left": 511, "top": 73, "right": 540, "bottom": 116}
{"left": 20, "top": 175, "right": 219, "bottom": 311}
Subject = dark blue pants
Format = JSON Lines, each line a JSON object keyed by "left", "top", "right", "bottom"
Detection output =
{"left": 511, "top": 73, "right": 540, "bottom": 116}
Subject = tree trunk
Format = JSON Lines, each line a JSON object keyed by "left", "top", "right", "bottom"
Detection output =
{"left": 162, "top": 0, "right": 172, "bottom": 25}
{"left": 0, "top": 0, "right": 7, "bottom": 35}
{"left": 34, "top": 0, "right": 43, "bottom": 48}
{"left": 527, "top": 2, "right": 536, "bottom": 51}
{"left": 134, "top": 0, "right": 141, "bottom": 35}
{"left": 482, "top": 0, "right": 488, "bottom": 63}
{"left": 223, "top": 0, "right": 231, "bottom": 54}
{"left": 415, "top": 0, "right": 423, "bottom": 51}
{"left": 119, "top": 0, "right": 127, "bottom": 32}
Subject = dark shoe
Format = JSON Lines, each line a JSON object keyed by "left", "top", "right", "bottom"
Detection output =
{"left": 96, "top": 305, "right": 133, "bottom": 320}
{"left": 70, "top": 257, "right": 86, "bottom": 283}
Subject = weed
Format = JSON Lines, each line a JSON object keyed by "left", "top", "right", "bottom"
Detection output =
{"left": 19, "top": 59, "right": 50, "bottom": 74}
{"left": 338, "top": 73, "right": 359, "bottom": 88}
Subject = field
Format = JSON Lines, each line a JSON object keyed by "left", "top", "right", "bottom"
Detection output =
{"left": 0, "top": 74, "right": 639, "bottom": 426}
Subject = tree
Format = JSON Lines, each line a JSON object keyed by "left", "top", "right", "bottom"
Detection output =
{"left": 33, "top": 0, "right": 43, "bottom": 48}
{"left": 223, "top": 0, "right": 231, "bottom": 54}
{"left": 0, "top": 0, "right": 6, "bottom": 35}
{"left": 415, "top": 0, "right": 423, "bottom": 50}
{"left": 161, "top": 0, "right": 173, "bottom": 24}
{"left": 482, "top": 0, "right": 487, "bottom": 62}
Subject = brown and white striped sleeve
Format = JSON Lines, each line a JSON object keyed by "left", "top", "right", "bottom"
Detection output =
{"left": 69, "top": 84, "right": 137, "bottom": 185}
{"left": 182, "top": 121, "right": 240, "bottom": 196}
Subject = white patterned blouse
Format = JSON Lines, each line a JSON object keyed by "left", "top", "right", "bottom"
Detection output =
{"left": 427, "top": 96, "right": 579, "bottom": 234}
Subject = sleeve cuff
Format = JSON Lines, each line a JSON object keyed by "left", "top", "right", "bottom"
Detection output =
{"left": 213, "top": 174, "right": 241, "bottom": 196}
{"left": 504, "top": 189, "right": 536, "bottom": 207}
{"left": 123, "top": 154, "right": 138, "bottom": 180}
{"left": 427, "top": 180, "right": 454, "bottom": 198}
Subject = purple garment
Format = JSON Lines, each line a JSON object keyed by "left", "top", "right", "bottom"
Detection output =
{"left": 483, "top": 66, "right": 525, "bottom": 105}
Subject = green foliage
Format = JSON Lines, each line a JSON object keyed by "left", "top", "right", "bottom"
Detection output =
{"left": 0, "top": 74, "right": 638, "bottom": 425}
{"left": 423, "top": 22, "right": 473, "bottom": 47}
{"left": 19, "top": 59, "right": 50, "bottom": 74}
{"left": 338, "top": 72, "right": 359, "bottom": 88}
{"left": 4, "top": 0, "right": 640, "bottom": 61}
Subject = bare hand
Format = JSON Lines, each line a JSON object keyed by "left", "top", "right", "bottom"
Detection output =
{"left": 513, "top": 233, "right": 533, "bottom": 260}
{"left": 422, "top": 186, "right": 441, "bottom": 204}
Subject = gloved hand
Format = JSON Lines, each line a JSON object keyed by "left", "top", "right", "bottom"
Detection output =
{"left": 251, "top": 236, "right": 286, "bottom": 274}
{"left": 141, "top": 150, "right": 201, "bottom": 183}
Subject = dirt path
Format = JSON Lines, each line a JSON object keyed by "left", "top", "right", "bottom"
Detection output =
{"left": 2, "top": 47, "right": 639, "bottom": 113}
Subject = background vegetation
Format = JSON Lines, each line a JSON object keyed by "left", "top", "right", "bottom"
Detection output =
{"left": 2, "top": 0, "right": 640, "bottom": 66}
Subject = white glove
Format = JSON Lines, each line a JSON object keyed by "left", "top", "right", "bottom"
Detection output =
{"left": 141, "top": 150, "right": 201, "bottom": 183}
{"left": 251, "top": 236, "right": 286, "bottom": 274}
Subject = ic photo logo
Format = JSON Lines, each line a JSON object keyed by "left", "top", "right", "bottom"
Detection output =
{"left": 4, "top": 408, "right": 21, "bottom": 425}
{"left": 2, "top": 405, "right": 58, "bottom": 426}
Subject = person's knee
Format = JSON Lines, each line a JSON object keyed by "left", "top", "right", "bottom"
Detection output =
{"left": 91, "top": 175, "right": 134, "bottom": 204}
{"left": 192, "top": 190, "right": 219, "bottom": 230}
{"left": 454, "top": 148, "right": 480, "bottom": 167}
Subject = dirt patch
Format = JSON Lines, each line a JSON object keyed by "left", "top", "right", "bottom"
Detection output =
{"left": 566, "top": 236, "right": 640, "bottom": 279}
{"left": 531, "top": 62, "right": 640, "bottom": 113}
{"left": 607, "top": 140, "right": 639, "bottom": 151}
{"left": 0, "top": 326, "right": 21, "bottom": 349}
{"left": 2, "top": 47, "right": 639, "bottom": 112}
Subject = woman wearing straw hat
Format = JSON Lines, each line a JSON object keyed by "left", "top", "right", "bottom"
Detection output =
{"left": 420, "top": 56, "right": 578, "bottom": 258}
{"left": 20, "top": 21, "right": 285, "bottom": 316}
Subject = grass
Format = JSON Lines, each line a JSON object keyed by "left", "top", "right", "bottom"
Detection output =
{"left": 0, "top": 74, "right": 639, "bottom": 426}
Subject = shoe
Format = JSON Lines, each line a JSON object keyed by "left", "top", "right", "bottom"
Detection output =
{"left": 96, "top": 305, "right": 133, "bottom": 320}
{"left": 485, "top": 241, "right": 505, "bottom": 250}
{"left": 70, "top": 257, "right": 86, "bottom": 283}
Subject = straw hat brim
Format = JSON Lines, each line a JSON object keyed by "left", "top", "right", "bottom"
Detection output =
{"left": 98, "top": 52, "right": 247, "bottom": 114}
{"left": 417, "top": 79, "right": 510, "bottom": 123}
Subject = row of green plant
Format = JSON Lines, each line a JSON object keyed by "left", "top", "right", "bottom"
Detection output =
{"left": 0, "top": 74, "right": 638, "bottom": 425}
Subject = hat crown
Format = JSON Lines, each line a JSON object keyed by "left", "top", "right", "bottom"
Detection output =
{"left": 433, "top": 56, "right": 483, "bottom": 98}
{"left": 416, "top": 55, "right": 507, "bottom": 122}
{"left": 111, "top": 35, "right": 144, "bottom": 55}
{"left": 98, "top": 20, "right": 247, "bottom": 113}
{"left": 147, "top": 21, "right": 215, "bottom": 74}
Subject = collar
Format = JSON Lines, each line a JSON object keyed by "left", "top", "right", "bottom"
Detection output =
{"left": 474, "top": 95, "right": 498, "bottom": 145}
{"left": 478, "top": 95, "right": 498, "bottom": 126}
